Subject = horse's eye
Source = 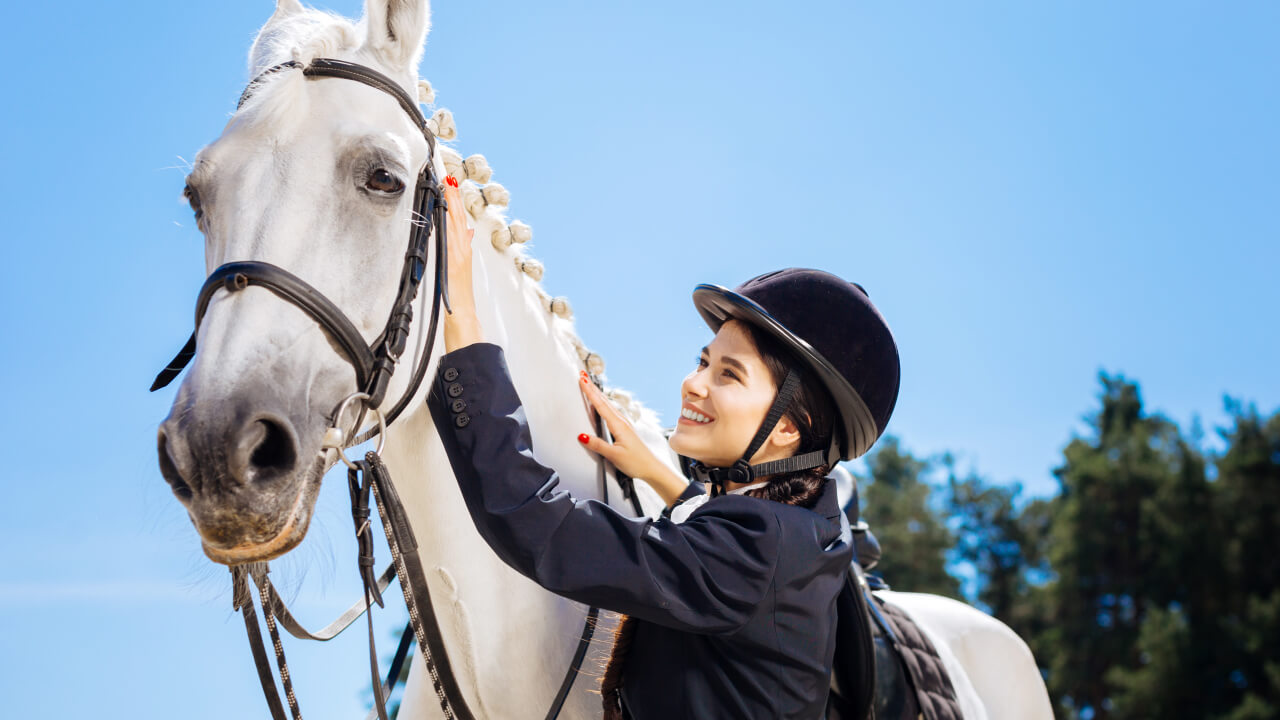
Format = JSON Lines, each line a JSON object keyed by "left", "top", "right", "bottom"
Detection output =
{"left": 183, "top": 183, "right": 204, "bottom": 222}
{"left": 366, "top": 168, "right": 405, "bottom": 194}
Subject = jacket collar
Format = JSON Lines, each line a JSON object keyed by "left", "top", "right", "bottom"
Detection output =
{"left": 813, "top": 477, "right": 842, "bottom": 520}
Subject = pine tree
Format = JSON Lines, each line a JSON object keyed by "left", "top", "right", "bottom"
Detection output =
{"left": 859, "top": 436, "right": 960, "bottom": 598}
{"left": 1041, "top": 373, "right": 1190, "bottom": 719}
{"left": 1214, "top": 400, "right": 1280, "bottom": 719}
{"left": 945, "top": 464, "right": 1052, "bottom": 648}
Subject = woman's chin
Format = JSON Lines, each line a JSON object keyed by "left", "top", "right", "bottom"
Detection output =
{"left": 668, "top": 436, "right": 731, "bottom": 469}
{"left": 667, "top": 433, "right": 697, "bottom": 461}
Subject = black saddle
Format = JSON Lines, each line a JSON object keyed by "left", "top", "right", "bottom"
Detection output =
{"left": 826, "top": 467, "right": 954, "bottom": 720}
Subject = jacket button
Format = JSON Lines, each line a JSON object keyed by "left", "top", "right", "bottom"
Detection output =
{"left": 454, "top": 413, "right": 471, "bottom": 428}
{"left": 447, "top": 382, "right": 463, "bottom": 398}
{"left": 443, "top": 367, "right": 459, "bottom": 382}
{"left": 451, "top": 399, "right": 466, "bottom": 413}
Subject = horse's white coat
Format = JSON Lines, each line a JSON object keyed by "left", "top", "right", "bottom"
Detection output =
{"left": 877, "top": 591, "right": 1054, "bottom": 720}
{"left": 181, "top": 0, "right": 1053, "bottom": 717}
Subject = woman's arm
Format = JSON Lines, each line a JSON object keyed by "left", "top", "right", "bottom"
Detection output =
{"left": 428, "top": 343, "right": 780, "bottom": 634}
{"left": 438, "top": 173, "right": 694, "bottom": 508}
{"left": 440, "top": 177, "right": 483, "bottom": 352}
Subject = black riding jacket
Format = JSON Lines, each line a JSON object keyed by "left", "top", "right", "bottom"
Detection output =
{"left": 427, "top": 343, "right": 853, "bottom": 719}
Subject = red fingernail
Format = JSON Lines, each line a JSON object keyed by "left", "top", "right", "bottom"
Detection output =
{"left": 578, "top": 433, "right": 590, "bottom": 444}
{"left": 446, "top": 176, "right": 458, "bottom": 187}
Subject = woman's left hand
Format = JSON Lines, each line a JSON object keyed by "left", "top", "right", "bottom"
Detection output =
{"left": 441, "top": 176, "right": 482, "bottom": 351}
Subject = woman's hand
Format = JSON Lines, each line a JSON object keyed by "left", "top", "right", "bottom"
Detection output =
{"left": 577, "top": 372, "right": 691, "bottom": 507}
{"left": 441, "top": 176, "right": 482, "bottom": 351}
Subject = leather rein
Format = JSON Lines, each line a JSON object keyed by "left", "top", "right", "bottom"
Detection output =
{"left": 151, "top": 58, "right": 599, "bottom": 720}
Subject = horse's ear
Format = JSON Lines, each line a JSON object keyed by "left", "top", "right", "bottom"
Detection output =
{"left": 363, "top": 0, "right": 431, "bottom": 71}
{"left": 274, "top": 0, "right": 304, "bottom": 16}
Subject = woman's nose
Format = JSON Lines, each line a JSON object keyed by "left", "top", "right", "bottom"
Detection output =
{"left": 681, "top": 369, "right": 707, "bottom": 400}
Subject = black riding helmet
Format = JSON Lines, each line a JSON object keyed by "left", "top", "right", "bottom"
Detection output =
{"left": 687, "top": 268, "right": 900, "bottom": 490}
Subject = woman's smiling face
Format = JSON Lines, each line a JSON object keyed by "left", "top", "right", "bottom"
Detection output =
{"left": 669, "top": 320, "right": 791, "bottom": 467}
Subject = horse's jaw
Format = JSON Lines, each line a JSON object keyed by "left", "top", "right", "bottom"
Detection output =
{"left": 197, "top": 456, "right": 325, "bottom": 565}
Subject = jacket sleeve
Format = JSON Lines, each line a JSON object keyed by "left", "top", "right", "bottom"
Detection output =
{"left": 427, "top": 342, "right": 779, "bottom": 634}
{"left": 660, "top": 480, "right": 707, "bottom": 519}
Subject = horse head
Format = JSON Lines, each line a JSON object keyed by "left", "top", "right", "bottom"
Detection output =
{"left": 156, "top": 0, "right": 439, "bottom": 565}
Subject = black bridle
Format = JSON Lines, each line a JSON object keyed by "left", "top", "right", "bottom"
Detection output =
{"left": 152, "top": 58, "right": 449, "bottom": 433}
{"left": 152, "top": 58, "right": 600, "bottom": 720}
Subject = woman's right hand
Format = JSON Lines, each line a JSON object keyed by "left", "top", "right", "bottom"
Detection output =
{"left": 577, "top": 372, "right": 690, "bottom": 507}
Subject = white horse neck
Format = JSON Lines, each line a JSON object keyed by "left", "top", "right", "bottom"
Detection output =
{"left": 373, "top": 90, "right": 674, "bottom": 720}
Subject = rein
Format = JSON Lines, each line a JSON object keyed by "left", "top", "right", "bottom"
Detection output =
{"left": 153, "top": 58, "right": 603, "bottom": 720}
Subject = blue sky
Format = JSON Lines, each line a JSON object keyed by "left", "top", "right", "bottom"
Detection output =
{"left": 1, "top": 1, "right": 1276, "bottom": 717}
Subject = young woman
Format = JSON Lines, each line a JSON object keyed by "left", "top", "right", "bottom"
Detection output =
{"left": 429, "top": 179, "right": 900, "bottom": 719}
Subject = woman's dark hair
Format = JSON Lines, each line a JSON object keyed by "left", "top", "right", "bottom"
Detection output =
{"left": 737, "top": 320, "right": 837, "bottom": 509}
{"left": 600, "top": 320, "right": 839, "bottom": 719}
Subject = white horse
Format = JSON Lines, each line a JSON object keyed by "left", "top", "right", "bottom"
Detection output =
{"left": 155, "top": 1, "right": 1052, "bottom": 718}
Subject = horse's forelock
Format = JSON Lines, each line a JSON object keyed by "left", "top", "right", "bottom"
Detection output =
{"left": 249, "top": 8, "right": 361, "bottom": 77}
{"left": 235, "top": 10, "right": 362, "bottom": 133}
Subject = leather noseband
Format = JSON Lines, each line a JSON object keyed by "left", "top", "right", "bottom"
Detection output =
{"left": 151, "top": 58, "right": 450, "bottom": 435}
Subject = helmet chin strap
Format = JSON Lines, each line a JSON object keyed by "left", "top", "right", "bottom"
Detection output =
{"left": 690, "top": 368, "right": 828, "bottom": 496}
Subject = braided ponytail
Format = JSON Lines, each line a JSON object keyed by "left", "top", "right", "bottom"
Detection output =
{"left": 600, "top": 614, "right": 637, "bottom": 720}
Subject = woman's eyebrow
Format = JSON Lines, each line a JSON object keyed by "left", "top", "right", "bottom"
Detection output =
{"left": 701, "top": 347, "right": 750, "bottom": 377}
{"left": 721, "top": 355, "right": 750, "bottom": 376}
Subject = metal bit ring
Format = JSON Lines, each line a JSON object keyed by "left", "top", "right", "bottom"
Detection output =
{"left": 323, "top": 392, "right": 387, "bottom": 470}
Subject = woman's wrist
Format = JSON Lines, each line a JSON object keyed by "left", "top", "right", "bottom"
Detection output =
{"left": 444, "top": 307, "right": 483, "bottom": 352}
{"left": 644, "top": 465, "right": 693, "bottom": 508}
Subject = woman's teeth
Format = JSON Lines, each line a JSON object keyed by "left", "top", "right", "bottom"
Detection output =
{"left": 681, "top": 408, "right": 712, "bottom": 424}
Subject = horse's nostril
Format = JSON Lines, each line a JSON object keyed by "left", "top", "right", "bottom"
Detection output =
{"left": 247, "top": 418, "right": 298, "bottom": 480}
{"left": 157, "top": 431, "right": 193, "bottom": 501}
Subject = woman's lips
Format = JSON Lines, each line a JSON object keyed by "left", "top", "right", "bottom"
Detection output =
{"left": 679, "top": 404, "right": 714, "bottom": 425}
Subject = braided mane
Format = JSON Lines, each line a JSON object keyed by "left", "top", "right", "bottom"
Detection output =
{"left": 241, "top": 4, "right": 657, "bottom": 427}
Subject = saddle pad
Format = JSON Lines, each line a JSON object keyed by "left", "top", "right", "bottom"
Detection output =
{"left": 875, "top": 598, "right": 963, "bottom": 720}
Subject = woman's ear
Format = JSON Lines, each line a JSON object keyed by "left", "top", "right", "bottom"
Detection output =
{"left": 766, "top": 415, "right": 803, "bottom": 457}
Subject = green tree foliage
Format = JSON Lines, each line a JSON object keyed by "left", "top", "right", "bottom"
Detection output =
{"left": 945, "top": 464, "right": 1052, "bottom": 645}
{"left": 1040, "top": 373, "right": 1220, "bottom": 719}
{"left": 958, "top": 374, "right": 1280, "bottom": 720}
{"left": 1214, "top": 400, "right": 1280, "bottom": 719}
{"left": 859, "top": 436, "right": 960, "bottom": 598}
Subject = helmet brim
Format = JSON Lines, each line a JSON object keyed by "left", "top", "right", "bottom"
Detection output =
{"left": 692, "top": 283, "right": 878, "bottom": 462}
